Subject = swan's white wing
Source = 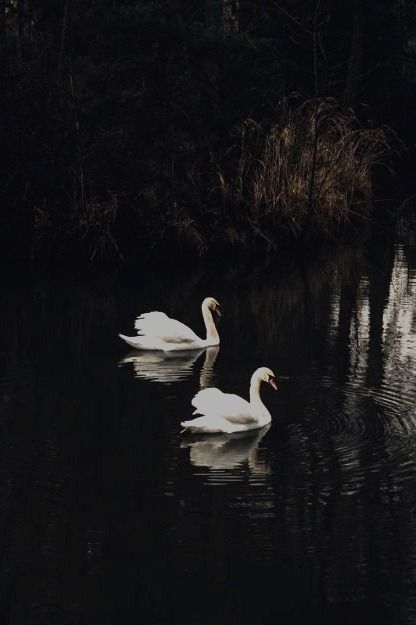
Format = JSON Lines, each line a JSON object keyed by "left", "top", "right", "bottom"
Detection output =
{"left": 191, "top": 388, "right": 223, "bottom": 413}
{"left": 134, "top": 311, "right": 200, "bottom": 344}
{"left": 192, "top": 388, "right": 257, "bottom": 424}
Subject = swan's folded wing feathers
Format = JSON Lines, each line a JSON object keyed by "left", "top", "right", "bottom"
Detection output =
{"left": 134, "top": 311, "right": 199, "bottom": 343}
{"left": 220, "top": 393, "right": 257, "bottom": 424}
{"left": 192, "top": 388, "right": 224, "bottom": 414}
{"left": 134, "top": 311, "right": 166, "bottom": 330}
{"left": 191, "top": 388, "right": 256, "bottom": 424}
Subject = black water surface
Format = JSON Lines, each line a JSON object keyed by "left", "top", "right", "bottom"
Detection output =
{"left": 2, "top": 220, "right": 416, "bottom": 624}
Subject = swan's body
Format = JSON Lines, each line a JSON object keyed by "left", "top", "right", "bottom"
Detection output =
{"left": 181, "top": 367, "right": 277, "bottom": 434}
{"left": 119, "top": 297, "right": 221, "bottom": 351}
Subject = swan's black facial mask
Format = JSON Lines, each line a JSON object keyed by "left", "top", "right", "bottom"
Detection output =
{"left": 267, "top": 375, "right": 277, "bottom": 390}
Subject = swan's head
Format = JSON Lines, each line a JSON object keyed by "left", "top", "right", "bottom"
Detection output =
{"left": 257, "top": 367, "right": 278, "bottom": 390}
{"left": 203, "top": 297, "right": 222, "bottom": 317}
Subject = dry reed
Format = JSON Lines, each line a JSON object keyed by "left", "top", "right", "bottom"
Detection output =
{"left": 221, "top": 97, "right": 395, "bottom": 240}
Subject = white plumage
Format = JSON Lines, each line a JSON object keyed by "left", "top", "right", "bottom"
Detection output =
{"left": 119, "top": 297, "right": 221, "bottom": 351}
{"left": 192, "top": 388, "right": 256, "bottom": 424}
{"left": 135, "top": 312, "right": 199, "bottom": 344}
{"left": 181, "top": 366, "right": 277, "bottom": 434}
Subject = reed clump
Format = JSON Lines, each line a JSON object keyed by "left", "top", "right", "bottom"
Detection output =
{"left": 26, "top": 97, "right": 398, "bottom": 263}
{"left": 221, "top": 97, "right": 394, "bottom": 241}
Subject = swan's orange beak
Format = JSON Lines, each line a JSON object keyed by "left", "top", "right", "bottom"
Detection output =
{"left": 268, "top": 377, "right": 278, "bottom": 390}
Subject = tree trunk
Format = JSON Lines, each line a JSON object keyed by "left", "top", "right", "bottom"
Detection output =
{"left": 344, "top": 0, "right": 364, "bottom": 107}
{"left": 222, "top": 0, "right": 239, "bottom": 33}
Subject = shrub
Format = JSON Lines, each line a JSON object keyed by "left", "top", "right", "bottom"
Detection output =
{"left": 220, "top": 97, "right": 395, "bottom": 241}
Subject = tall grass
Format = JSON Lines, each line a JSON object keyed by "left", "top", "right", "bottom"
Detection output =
{"left": 220, "top": 97, "right": 395, "bottom": 242}
{"left": 29, "top": 97, "right": 398, "bottom": 262}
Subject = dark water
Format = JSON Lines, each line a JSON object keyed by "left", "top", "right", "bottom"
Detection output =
{"left": 2, "top": 220, "right": 416, "bottom": 624}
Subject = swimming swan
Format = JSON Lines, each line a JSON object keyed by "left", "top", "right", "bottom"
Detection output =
{"left": 119, "top": 297, "right": 221, "bottom": 351}
{"left": 181, "top": 367, "right": 277, "bottom": 434}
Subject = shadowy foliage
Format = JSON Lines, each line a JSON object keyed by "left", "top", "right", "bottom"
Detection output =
{"left": 0, "top": 0, "right": 415, "bottom": 263}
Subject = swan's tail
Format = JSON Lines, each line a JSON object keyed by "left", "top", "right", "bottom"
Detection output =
{"left": 180, "top": 419, "right": 205, "bottom": 433}
{"left": 180, "top": 420, "right": 195, "bottom": 433}
{"left": 118, "top": 334, "right": 158, "bottom": 350}
{"left": 180, "top": 416, "right": 229, "bottom": 434}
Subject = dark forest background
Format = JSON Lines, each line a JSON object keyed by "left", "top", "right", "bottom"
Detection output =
{"left": 2, "top": 0, "right": 416, "bottom": 263}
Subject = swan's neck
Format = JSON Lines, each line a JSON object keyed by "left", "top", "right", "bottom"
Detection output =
{"left": 249, "top": 375, "right": 264, "bottom": 407}
{"left": 202, "top": 304, "right": 219, "bottom": 345}
{"left": 249, "top": 374, "right": 269, "bottom": 419}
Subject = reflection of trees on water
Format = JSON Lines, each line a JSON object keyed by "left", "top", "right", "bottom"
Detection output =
{"left": 280, "top": 235, "right": 416, "bottom": 614}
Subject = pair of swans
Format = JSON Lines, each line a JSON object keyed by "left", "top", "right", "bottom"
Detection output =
{"left": 119, "top": 297, "right": 277, "bottom": 434}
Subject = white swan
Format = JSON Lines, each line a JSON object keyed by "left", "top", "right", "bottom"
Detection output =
{"left": 181, "top": 367, "right": 277, "bottom": 434}
{"left": 118, "top": 297, "right": 221, "bottom": 351}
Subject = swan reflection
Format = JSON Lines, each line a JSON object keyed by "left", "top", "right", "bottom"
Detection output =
{"left": 119, "top": 346, "right": 219, "bottom": 385}
{"left": 198, "top": 346, "right": 219, "bottom": 388}
{"left": 181, "top": 424, "right": 270, "bottom": 472}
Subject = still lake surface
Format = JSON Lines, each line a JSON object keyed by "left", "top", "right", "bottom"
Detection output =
{"left": 2, "top": 218, "right": 416, "bottom": 624}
